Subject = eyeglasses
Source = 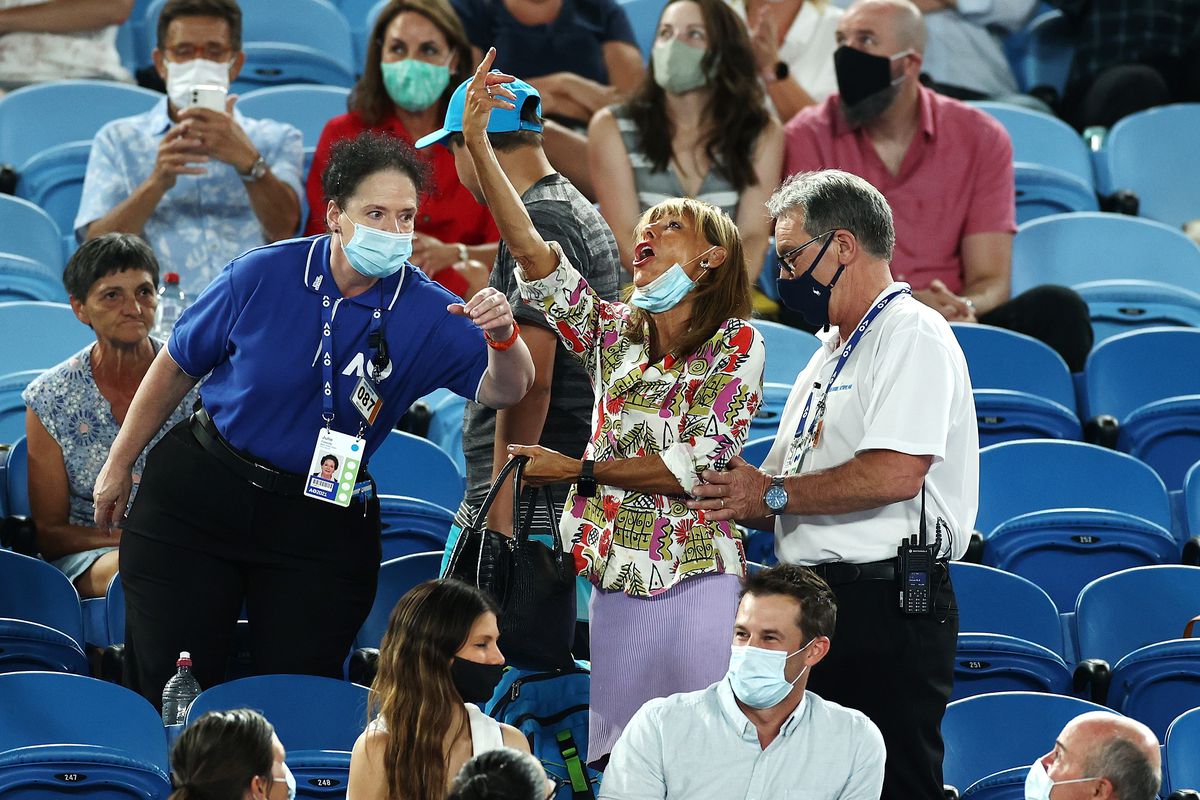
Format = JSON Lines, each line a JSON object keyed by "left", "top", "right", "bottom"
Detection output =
{"left": 165, "top": 44, "right": 234, "bottom": 62}
{"left": 778, "top": 230, "right": 837, "bottom": 277}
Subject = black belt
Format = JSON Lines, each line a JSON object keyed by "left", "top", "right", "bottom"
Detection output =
{"left": 189, "top": 407, "right": 372, "bottom": 499}
{"left": 809, "top": 558, "right": 949, "bottom": 586}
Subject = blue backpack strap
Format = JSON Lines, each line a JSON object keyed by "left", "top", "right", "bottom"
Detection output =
{"left": 555, "top": 729, "right": 595, "bottom": 799}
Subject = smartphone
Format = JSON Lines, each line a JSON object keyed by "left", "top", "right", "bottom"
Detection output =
{"left": 185, "top": 84, "right": 227, "bottom": 113}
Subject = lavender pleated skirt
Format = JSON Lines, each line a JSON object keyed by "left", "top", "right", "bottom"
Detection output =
{"left": 587, "top": 572, "right": 741, "bottom": 761}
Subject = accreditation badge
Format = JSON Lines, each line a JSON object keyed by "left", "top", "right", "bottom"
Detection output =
{"left": 303, "top": 428, "right": 366, "bottom": 507}
{"left": 351, "top": 375, "right": 383, "bottom": 426}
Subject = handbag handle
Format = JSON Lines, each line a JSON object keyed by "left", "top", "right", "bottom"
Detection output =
{"left": 516, "top": 483, "right": 564, "bottom": 554}
{"left": 469, "top": 454, "right": 530, "bottom": 532}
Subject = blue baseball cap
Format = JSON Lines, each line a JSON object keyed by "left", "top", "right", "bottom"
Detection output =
{"left": 414, "top": 74, "right": 543, "bottom": 149}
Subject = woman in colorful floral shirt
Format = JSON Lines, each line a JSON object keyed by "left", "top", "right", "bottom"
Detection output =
{"left": 461, "top": 52, "right": 766, "bottom": 765}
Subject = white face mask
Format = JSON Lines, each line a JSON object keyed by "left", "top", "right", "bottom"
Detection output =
{"left": 1024, "top": 757, "right": 1101, "bottom": 800}
{"left": 165, "top": 57, "right": 231, "bottom": 109}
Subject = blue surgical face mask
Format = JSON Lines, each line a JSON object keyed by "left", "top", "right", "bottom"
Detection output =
{"left": 726, "top": 638, "right": 815, "bottom": 709}
{"left": 282, "top": 763, "right": 296, "bottom": 800}
{"left": 776, "top": 232, "right": 844, "bottom": 330}
{"left": 629, "top": 246, "right": 716, "bottom": 313}
{"left": 340, "top": 215, "right": 413, "bottom": 279}
{"left": 1023, "top": 758, "right": 1100, "bottom": 800}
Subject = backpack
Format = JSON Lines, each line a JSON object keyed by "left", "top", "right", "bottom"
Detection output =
{"left": 485, "top": 660, "right": 600, "bottom": 799}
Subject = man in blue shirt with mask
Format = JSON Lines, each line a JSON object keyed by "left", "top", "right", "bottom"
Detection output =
{"left": 93, "top": 131, "right": 535, "bottom": 706}
{"left": 600, "top": 565, "right": 885, "bottom": 800}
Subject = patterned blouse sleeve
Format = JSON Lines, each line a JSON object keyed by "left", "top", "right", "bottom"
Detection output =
{"left": 659, "top": 320, "right": 766, "bottom": 494}
{"left": 515, "top": 240, "right": 628, "bottom": 381}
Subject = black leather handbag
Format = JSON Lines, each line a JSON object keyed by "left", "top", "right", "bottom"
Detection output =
{"left": 445, "top": 455, "right": 576, "bottom": 670}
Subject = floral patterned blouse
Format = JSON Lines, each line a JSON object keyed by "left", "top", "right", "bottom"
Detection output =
{"left": 22, "top": 342, "right": 199, "bottom": 528}
{"left": 516, "top": 244, "right": 765, "bottom": 597}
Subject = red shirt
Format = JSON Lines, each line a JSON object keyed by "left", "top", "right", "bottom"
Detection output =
{"left": 305, "top": 111, "right": 500, "bottom": 297}
{"left": 783, "top": 85, "right": 1015, "bottom": 294}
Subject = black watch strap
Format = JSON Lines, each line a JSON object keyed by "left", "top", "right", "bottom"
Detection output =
{"left": 577, "top": 459, "right": 597, "bottom": 498}
{"left": 773, "top": 61, "right": 789, "bottom": 81}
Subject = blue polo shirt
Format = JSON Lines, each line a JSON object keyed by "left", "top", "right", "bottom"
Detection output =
{"left": 168, "top": 235, "right": 488, "bottom": 474}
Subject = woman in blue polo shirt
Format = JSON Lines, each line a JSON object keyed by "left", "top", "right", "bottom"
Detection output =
{"left": 92, "top": 131, "right": 535, "bottom": 706}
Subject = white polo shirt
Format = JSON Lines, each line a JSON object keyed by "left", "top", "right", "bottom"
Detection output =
{"left": 761, "top": 283, "right": 978, "bottom": 565}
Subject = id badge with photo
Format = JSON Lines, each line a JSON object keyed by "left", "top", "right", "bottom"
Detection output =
{"left": 303, "top": 427, "right": 366, "bottom": 507}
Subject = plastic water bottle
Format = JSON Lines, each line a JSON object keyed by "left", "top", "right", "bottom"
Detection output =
{"left": 161, "top": 651, "right": 202, "bottom": 726}
{"left": 152, "top": 272, "right": 187, "bottom": 339}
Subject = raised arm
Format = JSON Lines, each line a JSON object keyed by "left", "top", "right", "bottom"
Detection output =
{"left": 92, "top": 349, "right": 198, "bottom": 529}
{"left": 462, "top": 49, "right": 560, "bottom": 281}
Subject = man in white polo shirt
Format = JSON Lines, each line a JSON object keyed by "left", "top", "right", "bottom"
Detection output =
{"left": 599, "top": 564, "right": 885, "bottom": 800}
{"left": 690, "top": 169, "right": 978, "bottom": 800}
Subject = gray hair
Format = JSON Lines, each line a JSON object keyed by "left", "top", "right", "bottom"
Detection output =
{"left": 1083, "top": 737, "right": 1161, "bottom": 800}
{"left": 766, "top": 170, "right": 896, "bottom": 261}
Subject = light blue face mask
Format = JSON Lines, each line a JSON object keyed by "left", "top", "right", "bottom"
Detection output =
{"left": 629, "top": 246, "right": 715, "bottom": 313}
{"left": 282, "top": 763, "right": 296, "bottom": 800}
{"left": 341, "top": 216, "right": 413, "bottom": 279}
{"left": 726, "top": 638, "right": 815, "bottom": 709}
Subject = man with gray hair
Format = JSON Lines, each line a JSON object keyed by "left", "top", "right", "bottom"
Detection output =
{"left": 782, "top": 0, "right": 1093, "bottom": 371}
{"left": 1025, "top": 712, "right": 1161, "bottom": 800}
{"left": 690, "top": 168, "right": 977, "bottom": 800}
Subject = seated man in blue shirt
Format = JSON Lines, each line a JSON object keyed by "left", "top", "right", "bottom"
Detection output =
{"left": 76, "top": 0, "right": 303, "bottom": 296}
{"left": 600, "top": 564, "right": 885, "bottom": 800}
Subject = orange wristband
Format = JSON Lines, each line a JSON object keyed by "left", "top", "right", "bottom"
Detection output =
{"left": 485, "top": 321, "right": 520, "bottom": 351}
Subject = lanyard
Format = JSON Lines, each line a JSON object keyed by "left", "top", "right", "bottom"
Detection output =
{"left": 789, "top": 288, "right": 911, "bottom": 446}
{"left": 317, "top": 266, "right": 388, "bottom": 431}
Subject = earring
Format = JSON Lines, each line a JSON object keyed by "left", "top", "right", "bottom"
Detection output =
{"left": 700, "top": 260, "right": 710, "bottom": 270}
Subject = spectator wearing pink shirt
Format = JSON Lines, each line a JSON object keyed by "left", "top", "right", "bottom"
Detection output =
{"left": 782, "top": 0, "right": 1092, "bottom": 371}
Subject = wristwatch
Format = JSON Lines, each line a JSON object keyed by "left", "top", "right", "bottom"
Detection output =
{"left": 239, "top": 154, "right": 268, "bottom": 182}
{"left": 577, "top": 459, "right": 597, "bottom": 498}
{"left": 769, "top": 61, "right": 789, "bottom": 82}
{"left": 763, "top": 475, "right": 788, "bottom": 513}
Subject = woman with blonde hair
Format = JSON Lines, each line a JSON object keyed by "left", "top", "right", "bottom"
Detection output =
{"left": 305, "top": 0, "right": 498, "bottom": 297}
{"left": 462, "top": 51, "right": 766, "bottom": 765}
{"left": 346, "top": 579, "right": 539, "bottom": 800}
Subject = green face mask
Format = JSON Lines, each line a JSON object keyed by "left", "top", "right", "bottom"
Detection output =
{"left": 652, "top": 38, "right": 708, "bottom": 95}
{"left": 381, "top": 58, "right": 452, "bottom": 112}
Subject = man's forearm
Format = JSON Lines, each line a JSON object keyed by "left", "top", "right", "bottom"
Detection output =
{"left": 765, "top": 76, "right": 817, "bottom": 124}
{"left": 961, "top": 277, "right": 1009, "bottom": 316}
{"left": 781, "top": 451, "right": 930, "bottom": 517}
{"left": 0, "top": 0, "right": 132, "bottom": 33}
{"left": 246, "top": 172, "right": 301, "bottom": 242}
{"left": 85, "top": 177, "right": 169, "bottom": 240}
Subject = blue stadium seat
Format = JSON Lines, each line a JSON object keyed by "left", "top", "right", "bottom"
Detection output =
{"left": 425, "top": 390, "right": 467, "bottom": 476}
{"left": 1011, "top": 163, "right": 1098, "bottom": 224}
{"left": 0, "top": 194, "right": 63, "bottom": 270}
{"left": 619, "top": 0, "right": 668, "bottom": 61}
{"left": 369, "top": 430, "right": 464, "bottom": 511}
{"left": 1186, "top": 461, "right": 1200, "bottom": 541}
{"left": 1165, "top": 707, "right": 1200, "bottom": 796}
{"left": 186, "top": 675, "right": 369, "bottom": 800}
{"left": 0, "top": 370, "right": 43, "bottom": 444}
{"left": 340, "top": 0, "right": 385, "bottom": 64}
{"left": 0, "top": 81, "right": 161, "bottom": 169}
{"left": 1011, "top": 213, "right": 1200, "bottom": 297}
{"left": 972, "top": 103, "right": 1093, "bottom": 185}
{"left": 105, "top": 572, "right": 126, "bottom": 648}
{"left": 0, "top": 671, "right": 171, "bottom": 800}
{"left": 14, "top": 141, "right": 92, "bottom": 244}
{"left": 950, "top": 563, "right": 1070, "bottom": 699}
{"left": 234, "top": 43, "right": 356, "bottom": 91}
{"left": 1073, "top": 279, "right": 1200, "bottom": 346}
{"left": 1017, "top": 10, "right": 1074, "bottom": 98}
{"left": 237, "top": 85, "right": 350, "bottom": 151}
{"left": 4, "top": 438, "right": 28, "bottom": 518}
{"left": 942, "top": 691, "right": 1114, "bottom": 795}
{"left": 1074, "top": 565, "right": 1200, "bottom": 739}
{"left": 978, "top": 440, "right": 1176, "bottom": 609}
{"left": 748, "top": 381, "right": 792, "bottom": 439}
{"left": 0, "top": 255, "right": 67, "bottom": 303}
{"left": 1101, "top": 103, "right": 1200, "bottom": 229}
{"left": 959, "top": 765, "right": 1028, "bottom": 799}
{"left": 751, "top": 321, "right": 821, "bottom": 386}
{"left": 951, "top": 323, "right": 1079, "bottom": 446}
{"left": 0, "top": 550, "right": 89, "bottom": 676}
{"left": 0, "top": 302, "right": 91, "bottom": 375}
{"left": 378, "top": 494, "right": 454, "bottom": 561}
{"left": 354, "top": 552, "right": 441, "bottom": 649}
{"left": 1084, "top": 327, "right": 1200, "bottom": 489}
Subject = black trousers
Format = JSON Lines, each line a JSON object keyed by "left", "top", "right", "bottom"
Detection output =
{"left": 806, "top": 568, "right": 958, "bottom": 800}
{"left": 120, "top": 422, "right": 381, "bottom": 707}
{"left": 977, "top": 284, "right": 1094, "bottom": 373}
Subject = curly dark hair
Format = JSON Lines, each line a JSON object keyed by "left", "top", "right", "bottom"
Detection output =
{"left": 623, "top": 0, "right": 770, "bottom": 194}
{"left": 322, "top": 130, "right": 431, "bottom": 209}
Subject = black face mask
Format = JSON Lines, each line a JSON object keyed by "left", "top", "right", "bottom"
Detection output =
{"left": 451, "top": 657, "right": 506, "bottom": 705}
{"left": 834, "top": 45, "right": 902, "bottom": 108}
{"left": 776, "top": 233, "right": 845, "bottom": 330}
